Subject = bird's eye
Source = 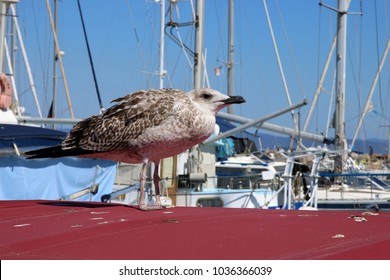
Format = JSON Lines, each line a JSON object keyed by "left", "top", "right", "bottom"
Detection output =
{"left": 202, "top": 92, "right": 212, "bottom": 100}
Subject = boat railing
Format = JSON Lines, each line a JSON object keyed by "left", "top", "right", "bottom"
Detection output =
{"left": 263, "top": 148, "right": 352, "bottom": 209}
{"left": 101, "top": 183, "right": 139, "bottom": 203}
{"left": 59, "top": 183, "right": 99, "bottom": 201}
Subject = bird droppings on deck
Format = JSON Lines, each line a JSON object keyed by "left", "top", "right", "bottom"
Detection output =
{"left": 90, "top": 211, "right": 110, "bottom": 215}
{"left": 64, "top": 209, "right": 78, "bottom": 213}
{"left": 13, "top": 224, "right": 31, "bottom": 228}
{"left": 297, "top": 214, "right": 319, "bottom": 217}
{"left": 332, "top": 234, "right": 345, "bottom": 239}
{"left": 349, "top": 214, "right": 368, "bottom": 222}
{"left": 162, "top": 219, "right": 180, "bottom": 223}
{"left": 362, "top": 211, "right": 379, "bottom": 216}
{"left": 70, "top": 224, "right": 83, "bottom": 228}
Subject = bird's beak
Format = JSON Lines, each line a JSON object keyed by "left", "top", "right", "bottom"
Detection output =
{"left": 221, "top": 95, "right": 246, "bottom": 105}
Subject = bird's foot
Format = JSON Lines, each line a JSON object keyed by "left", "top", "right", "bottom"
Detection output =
{"left": 138, "top": 204, "right": 165, "bottom": 211}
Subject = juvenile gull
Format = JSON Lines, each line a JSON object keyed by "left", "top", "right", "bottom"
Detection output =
{"left": 26, "top": 88, "right": 245, "bottom": 210}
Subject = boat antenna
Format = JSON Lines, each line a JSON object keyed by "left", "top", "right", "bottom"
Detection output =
{"left": 77, "top": 0, "right": 104, "bottom": 113}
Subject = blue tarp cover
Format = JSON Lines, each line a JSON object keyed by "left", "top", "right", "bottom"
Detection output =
{"left": 0, "top": 156, "right": 116, "bottom": 202}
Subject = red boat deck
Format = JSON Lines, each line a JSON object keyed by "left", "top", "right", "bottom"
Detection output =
{"left": 1, "top": 200, "right": 390, "bottom": 260}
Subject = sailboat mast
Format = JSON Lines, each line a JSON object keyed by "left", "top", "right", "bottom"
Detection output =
{"left": 45, "top": 0, "right": 74, "bottom": 118}
{"left": 51, "top": 0, "right": 58, "bottom": 125}
{"left": 227, "top": 0, "right": 234, "bottom": 114}
{"left": 193, "top": 0, "right": 204, "bottom": 89}
{"left": 0, "top": 1, "right": 18, "bottom": 71}
{"left": 334, "top": 0, "right": 348, "bottom": 174}
{"left": 0, "top": 2, "right": 6, "bottom": 71}
{"left": 158, "top": 0, "right": 165, "bottom": 89}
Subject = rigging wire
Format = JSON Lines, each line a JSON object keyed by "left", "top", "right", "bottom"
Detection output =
{"left": 375, "top": 0, "right": 390, "bottom": 141}
{"left": 382, "top": 0, "right": 390, "bottom": 141}
{"left": 31, "top": 1, "right": 50, "bottom": 112}
{"left": 313, "top": 1, "right": 337, "bottom": 138}
{"left": 317, "top": 1, "right": 323, "bottom": 84}
{"left": 374, "top": 0, "right": 384, "bottom": 114}
{"left": 357, "top": 0, "right": 364, "bottom": 138}
{"left": 236, "top": 0, "right": 244, "bottom": 117}
{"left": 275, "top": 0, "right": 306, "bottom": 99}
{"left": 213, "top": 0, "right": 226, "bottom": 68}
{"left": 94, "top": 0, "right": 127, "bottom": 92}
{"left": 324, "top": 71, "right": 336, "bottom": 140}
{"left": 344, "top": 1, "right": 366, "bottom": 141}
{"left": 165, "top": 23, "right": 195, "bottom": 88}
{"left": 77, "top": 0, "right": 103, "bottom": 113}
{"left": 314, "top": 1, "right": 323, "bottom": 136}
{"left": 164, "top": 0, "right": 197, "bottom": 88}
{"left": 144, "top": 1, "right": 162, "bottom": 88}
{"left": 173, "top": 26, "right": 194, "bottom": 69}
{"left": 347, "top": 22, "right": 363, "bottom": 124}
{"left": 125, "top": 0, "right": 151, "bottom": 88}
{"left": 262, "top": 0, "right": 296, "bottom": 128}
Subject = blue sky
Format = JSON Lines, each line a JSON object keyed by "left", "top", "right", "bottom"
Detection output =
{"left": 8, "top": 0, "right": 390, "bottom": 144}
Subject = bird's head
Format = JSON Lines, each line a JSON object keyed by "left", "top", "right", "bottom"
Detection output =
{"left": 188, "top": 88, "right": 246, "bottom": 114}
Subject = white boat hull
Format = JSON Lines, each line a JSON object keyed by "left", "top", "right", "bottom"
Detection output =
{"left": 175, "top": 188, "right": 278, "bottom": 208}
{"left": 110, "top": 185, "right": 279, "bottom": 209}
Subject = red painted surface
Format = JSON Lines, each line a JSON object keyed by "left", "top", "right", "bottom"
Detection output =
{"left": 1, "top": 200, "right": 389, "bottom": 260}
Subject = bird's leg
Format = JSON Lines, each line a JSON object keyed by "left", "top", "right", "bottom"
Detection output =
{"left": 138, "top": 160, "right": 163, "bottom": 211}
{"left": 153, "top": 160, "right": 162, "bottom": 207}
{"left": 138, "top": 162, "right": 148, "bottom": 210}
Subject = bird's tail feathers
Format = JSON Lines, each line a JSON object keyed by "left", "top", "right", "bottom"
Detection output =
{"left": 25, "top": 145, "right": 95, "bottom": 159}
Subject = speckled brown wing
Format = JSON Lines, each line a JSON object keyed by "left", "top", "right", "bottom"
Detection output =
{"left": 62, "top": 89, "right": 183, "bottom": 152}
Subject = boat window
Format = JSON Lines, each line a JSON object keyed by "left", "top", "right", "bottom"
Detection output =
{"left": 217, "top": 176, "right": 250, "bottom": 189}
{"left": 196, "top": 198, "right": 223, "bottom": 207}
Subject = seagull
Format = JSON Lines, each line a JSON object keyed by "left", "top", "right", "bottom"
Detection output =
{"left": 25, "top": 88, "right": 245, "bottom": 210}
